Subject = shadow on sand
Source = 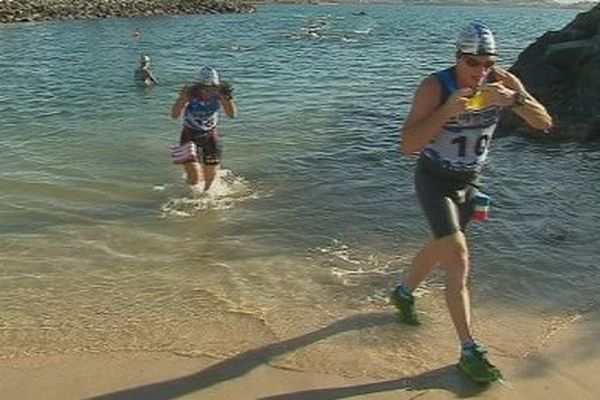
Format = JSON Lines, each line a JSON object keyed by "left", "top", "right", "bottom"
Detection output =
{"left": 88, "top": 312, "right": 489, "bottom": 400}
{"left": 259, "top": 365, "right": 488, "bottom": 400}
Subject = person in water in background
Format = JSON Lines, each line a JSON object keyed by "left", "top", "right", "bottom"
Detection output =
{"left": 171, "top": 66, "right": 236, "bottom": 192}
{"left": 393, "top": 21, "right": 552, "bottom": 384}
{"left": 134, "top": 55, "right": 159, "bottom": 86}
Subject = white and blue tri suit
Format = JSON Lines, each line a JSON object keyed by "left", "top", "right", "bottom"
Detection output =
{"left": 422, "top": 67, "right": 502, "bottom": 172}
{"left": 183, "top": 96, "right": 220, "bottom": 132}
{"left": 180, "top": 94, "right": 222, "bottom": 165}
{"left": 415, "top": 67, "right": 503, "bottom": 238}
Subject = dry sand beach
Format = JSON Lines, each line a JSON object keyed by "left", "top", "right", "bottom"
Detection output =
{"left": 1, "top": 308, "right": 598, "bottom": 400}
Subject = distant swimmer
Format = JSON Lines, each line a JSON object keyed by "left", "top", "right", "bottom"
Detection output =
{"left": 307, "top": 31, "right": 321, "bottom": 39}
{"left": 131, "top": 28, "right": 141, "bottom": 38}
{"left": 302, "top": 20, "right": 327, "bottom": 39}
{"left": 170, "top": 66, "right": 237, "bottom": 193}
{"left": 307, "top": 20, "right": 327, "bottom": 32}
{"left": 134, "top": 55, "right": 159, "bottom": 86}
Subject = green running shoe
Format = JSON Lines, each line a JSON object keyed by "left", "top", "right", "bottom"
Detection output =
{"left": 390, "top": 285, "right": 420, "bottom": 326}
{"left": 457, "top": 343, "right": 503, "bottom": 384}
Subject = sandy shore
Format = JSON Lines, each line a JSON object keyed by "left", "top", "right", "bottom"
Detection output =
{"left": 1, "top": 309, "right": 598, "bottom": 400}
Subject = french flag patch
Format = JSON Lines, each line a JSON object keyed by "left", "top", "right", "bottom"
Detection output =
{"left": 171, "top": 141, "right": 198, "bottom": 165}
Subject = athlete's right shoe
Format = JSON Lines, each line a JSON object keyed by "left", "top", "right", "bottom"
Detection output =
{"left": 390, "top": 285, "right": 420, "bottom": 326}
{"left": 457, "top": 343, "right": 503, "bottom": 384}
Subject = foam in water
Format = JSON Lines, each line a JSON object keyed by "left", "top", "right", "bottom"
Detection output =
{"left": 314, "top": 239, "right": 405, "bottom": 280}
{"left": 160, "top": 169, "right": 260, "bottom": 216}
{"left": 353, "top": 28, "right": 372, "bottom": 34}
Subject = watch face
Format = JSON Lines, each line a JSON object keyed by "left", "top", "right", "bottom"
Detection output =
{"left": 514, "top": 92, "right": 526, "bottom": 107}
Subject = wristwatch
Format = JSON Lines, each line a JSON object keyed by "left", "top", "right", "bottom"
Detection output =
{"left": 511, "top": 91, "right": 527, "bottom": 108}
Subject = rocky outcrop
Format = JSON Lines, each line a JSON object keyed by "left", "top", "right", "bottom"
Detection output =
{"left": 0, "top": 0, "right": 255, "bottom": 24}
{"left": 500, "top": 3, "right": 600, "bottom": 140}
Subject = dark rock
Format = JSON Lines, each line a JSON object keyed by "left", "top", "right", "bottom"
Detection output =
{"left": 501, "top": 4, "right": 600, "bottom": 141}
{"left": 544, "top": 38, "right": 597, "bottom": 69}
{"left": 0, "top": 0, "right": 255, "bottom": 24}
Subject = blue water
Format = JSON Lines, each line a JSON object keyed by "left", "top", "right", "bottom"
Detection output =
{"left": 1, "top": 4, "right": 598, "bottom": 376}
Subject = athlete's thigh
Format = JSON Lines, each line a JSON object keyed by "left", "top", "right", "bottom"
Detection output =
{"left": 458, "top": 185, "right": 477, "bottom": 231}
{"left": 415, "top": 167, "right": 462, "bottom": 239}
{"left": 202, "top": 129, "right": 222, "bottom": 165}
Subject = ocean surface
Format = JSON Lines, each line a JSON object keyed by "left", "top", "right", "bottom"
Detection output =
{"left": 1, "top": 3, "right": 598, "bottom": 379}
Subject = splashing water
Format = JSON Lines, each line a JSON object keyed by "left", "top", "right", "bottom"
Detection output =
{"left": 160, "top": 169, "right": 261, "bottom": 216}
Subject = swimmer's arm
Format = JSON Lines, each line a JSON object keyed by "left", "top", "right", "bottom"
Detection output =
{"left": 220, "top": 96, "right": 236, "bottom": 118}
{"left": 512, "top": 94, "right": 553, "bottom": 132}
{"left": 170, "top": 86, "right": 189, "bottom": 119}
{"left": 146, "top": 69, "right": 159, "bottom": 84}
{"left": 493, "top": 67, "right": 553, "bottom": 132}
{"left": 401, "top": 76, "right": 470, "bottom": 155}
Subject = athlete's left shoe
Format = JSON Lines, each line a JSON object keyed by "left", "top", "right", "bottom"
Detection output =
{"left": 390, "top": 285, "right": 420, "bottom": 326}
{"left": 457, "top": 343, "right": 503, "bottom": 384}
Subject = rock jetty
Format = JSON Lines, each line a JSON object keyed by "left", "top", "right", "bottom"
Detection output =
{"left": 0, "top": 0, "right": 255, "bottom": 24}
{"left": 501, "top": 3, "right": 600, "bottom": 140}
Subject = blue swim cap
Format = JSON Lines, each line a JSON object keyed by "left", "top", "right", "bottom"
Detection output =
{"left": 456, "top": 21, "right": 497, "bottom": 56}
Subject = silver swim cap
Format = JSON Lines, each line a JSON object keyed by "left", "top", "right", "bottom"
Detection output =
{"left": 197, "top": 66, "right": 219, "bottom": 85}
{"left": 456, "top": 21, "right": 497, "bottom": 56}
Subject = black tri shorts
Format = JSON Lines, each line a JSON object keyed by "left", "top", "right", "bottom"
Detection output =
{"left": 180, "top": 126, "right": 222, "bottom": 166}
{"left": 415, "top": 156, "right": 480, "bottom": 239}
